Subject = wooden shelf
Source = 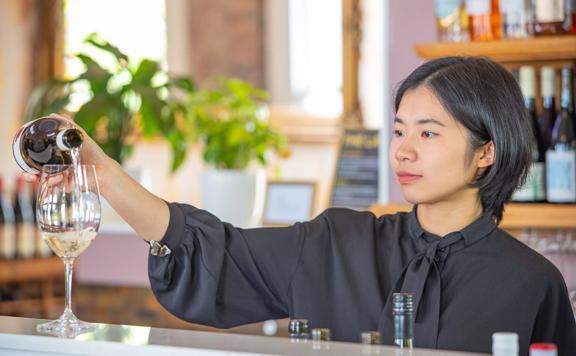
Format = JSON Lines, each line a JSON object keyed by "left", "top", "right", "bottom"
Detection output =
{"left": 0, "top": 257, "right": 64, "bottom": 318}
{"left": 0, "top": 257, "right": 62, "bottom": 283}
{"left": 369, "top": 203, "right": 576, "bottom": 230}
{"left": 0, "top": 297, "right": 64, "bottom": 315}
{"left": 414, "top": 36, "right": 576, "bottom": 64}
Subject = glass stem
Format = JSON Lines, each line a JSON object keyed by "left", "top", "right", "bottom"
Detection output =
{"left": 63, "top": 258, "right": 75, "bottom": 316}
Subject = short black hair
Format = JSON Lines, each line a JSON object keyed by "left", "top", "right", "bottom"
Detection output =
{"left": 393, "top": 56, "right": 532, "bottom": 223}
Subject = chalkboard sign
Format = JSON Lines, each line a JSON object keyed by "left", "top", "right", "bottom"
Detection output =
{"left": 330, "top": 128, "right": 379, "bottom": 210}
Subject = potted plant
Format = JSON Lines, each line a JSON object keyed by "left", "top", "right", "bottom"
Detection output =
{"left": 188, "top": 78, "right": 289, "bottom": 227}
{"left": 24, "top": 33, "right": 195, "bottom": 173}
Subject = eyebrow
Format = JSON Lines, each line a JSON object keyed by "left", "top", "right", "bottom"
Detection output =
{"left": 394, "top": 117, "right": 447, "bottom": 127}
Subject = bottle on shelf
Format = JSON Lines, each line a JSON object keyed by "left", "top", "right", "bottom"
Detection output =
{"left": 14, "top": 177, "right": 36, "bottom": 259}
{"left": 500, "top": 0, "right": 533, "bottom": 38}
{"left": 529, "top": 343, "right": 558, "bottom": 356}
{"left": 466, "top": 0, "right": 502, "bottom": 40}
{"left": 12, "top": 116, "right": 84, "bottom": 174}
{"left": 491, "top": 0, "right": 503, "bottom": 38}
{"left": 31, "top": 179, "right": 51, "bottom": 258}
{"left": 392, "top": 292, "right": 414, "bottom": 349}
{"left": 546, "top": 67, "right": 576, "bottom": 203}
{"left": 434, "top": 0, "right": 470, "bottom": 42}
{"left": 0, "top": 177, "right": 16, "bottom": 260}
{"left": 568, "top": 0, "right": 576, "bottom": 33}
{"left": 492, "top": 332, "right": 519, "bottom": 356}
{"left": 512, "top": 66, "right": 546, "bottom": 202}
{"left": 539, "top": 66, "right": 558, "bottom": 154}
{"left": 533, "top": 0, "right": 567, "bottom": 35}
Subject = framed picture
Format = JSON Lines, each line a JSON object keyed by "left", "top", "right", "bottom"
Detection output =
{"left": 262, "top": 181, "right": 316, "bottom": 225}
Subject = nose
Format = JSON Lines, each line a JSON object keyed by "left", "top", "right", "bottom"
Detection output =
{"left": 394, "top": 137, "right": 417, "bottom": 162}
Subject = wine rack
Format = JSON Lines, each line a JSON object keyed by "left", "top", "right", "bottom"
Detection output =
{"left": 0, "top": 257, "right": 63, "bottom": 317}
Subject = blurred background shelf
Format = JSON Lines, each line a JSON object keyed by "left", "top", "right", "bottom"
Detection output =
{"left": 370, "top": 203, "right": 576, "bottom": 230}
{"left": 0, "top": 257, "right": 63, "bottom": 318}
{"left": 0, "top": 257, "right": 62, "bottom": 283}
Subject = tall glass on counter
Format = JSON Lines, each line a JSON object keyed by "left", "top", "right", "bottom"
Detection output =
{"left": 35, "top": 164, "right": 101, "bottom": 336}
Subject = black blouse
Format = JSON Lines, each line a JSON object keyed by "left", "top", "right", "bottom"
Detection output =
{"left": 148, "top": 203, "right": 576, "bottom": 355}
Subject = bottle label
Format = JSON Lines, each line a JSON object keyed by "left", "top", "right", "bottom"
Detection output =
{"left": 12, "top": 120, "right": 39, "bottom": 174}
{"left": 500, "top": 0, "right": 524, "bottom": 14}
{"left": 435, "top": 0, "right": 461, "bottom": 18}
{"left": 466, "top": 0, "right": 490, "bottom": 15}
{"left": 546, "top": 149, "right": 576, "bottom": 202}
{"left": 512, "top": 162, "right": 546, "bottom": 201}
{"left": 535, "top": 0, "right": 565, "bottom": 23}
{"left": 0, "top": 224, "right": 16, "bottom": 259}
{"left": 16, "top": 223, "right": 36, "bottom": 258}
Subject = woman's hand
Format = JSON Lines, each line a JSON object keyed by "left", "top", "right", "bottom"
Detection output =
{"left": 20, "top": 113, "right": 118, "bottom": 193}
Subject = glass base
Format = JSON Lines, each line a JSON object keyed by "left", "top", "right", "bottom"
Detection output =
{"left": 37, "top": 311, "right": 94, "bottom": 338}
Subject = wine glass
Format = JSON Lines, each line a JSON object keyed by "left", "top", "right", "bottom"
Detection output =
{"left": 35, "top": 164, "right": 101, "bottom": 336}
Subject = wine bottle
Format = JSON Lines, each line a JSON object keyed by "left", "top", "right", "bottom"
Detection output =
{"left": 392, "top": 293, "right": 414, "bottom": 349}
{"left": 500, "top": 0, "right": 533, "bottom": 38}
{"left": 568, "top": 0, "right": 576, "bottom": 33}
{"left": 31, "top": 179, "right": 51, "bottom": 258}
{"left": 512, "top": 66, "right": 546, "bottom": 202}
{"left": 12, "top": 116, "right": 84, "bottom": 174}
{"left": 491, "top": 0, "right": 503, "bottom": 38}
{"left": 546, "top": 67, "right": 576, "bottom": 203}
{"left": 434, "top": 0, "right": 470, "bottom": 42}
{"left": 539, "top": 66, "right": 557, "bottom": 153}
{"left": 533, "top": 0, "right": 567, "bottom": 35}
{"left": 0, "top": 177, "right": 16, "bottom": 260}
{"left": 467, "top": 0, "right": 499, "bottom": 40}
{"left": 14, "top": 177, "right": 36, "bottom": 259}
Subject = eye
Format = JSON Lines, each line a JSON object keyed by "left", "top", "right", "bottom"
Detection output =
{"left": 393, "top": 129, "right": 404, "bottom": 138}
{"left": 421, "top": 130, "right": 437, "bottom": 138}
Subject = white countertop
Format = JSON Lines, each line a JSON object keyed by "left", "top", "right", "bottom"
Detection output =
{"left": 0, "top": 316, "right": 488, "bottom": 356}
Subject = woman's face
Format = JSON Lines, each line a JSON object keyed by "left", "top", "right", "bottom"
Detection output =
{"left": 389, "top": 85, "right": 485, "bottom": 205}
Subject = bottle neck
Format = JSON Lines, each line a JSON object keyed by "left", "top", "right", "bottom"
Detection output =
{"left": 56, "top": 129, "right": 84, "bottom": 151}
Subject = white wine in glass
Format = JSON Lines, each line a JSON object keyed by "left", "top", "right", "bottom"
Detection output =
{"left": 36, "top": 164, "right": 101, "bottom": 336}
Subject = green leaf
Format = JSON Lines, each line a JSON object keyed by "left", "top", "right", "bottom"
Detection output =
{"left": 138, "top": 88, "right": 163, "bottom": 138}
{"left": 84, "top": 33, "right": 129, "bottom": 64}
{"left": 76, "top": 54, "right": 112, "bottom": 94}
{"left": 167, "top": 77, "right": 195, "bottom": 93}
{"left": 132, "top": 59, "right": 160, "bottom": 86}
{"left": 73, "top": 95, "right": 113, "bottom": 136}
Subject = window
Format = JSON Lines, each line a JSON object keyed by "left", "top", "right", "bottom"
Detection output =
{"left": 64, "top": 0, "right": 167, "bottom": 110}
{"left": 288, "top": 0, "right": 343, "bottom": 118}
{"left": 266, "top": 0, "right": 343, "bottom": 119}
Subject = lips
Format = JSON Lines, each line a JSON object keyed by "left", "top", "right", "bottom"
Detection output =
{"left": 396, "top": 171, "right": 422, "bottom": 184}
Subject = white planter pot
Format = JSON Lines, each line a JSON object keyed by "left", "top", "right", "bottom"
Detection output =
{"left": 201, "top": 169, "right": 265, "bottom": 228}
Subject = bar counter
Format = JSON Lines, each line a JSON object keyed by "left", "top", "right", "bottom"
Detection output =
{"left": 0, "top": 316, "right": 487, "bottom": 355}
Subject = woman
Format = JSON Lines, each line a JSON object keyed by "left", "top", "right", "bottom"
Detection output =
{"left": 30, "top": 57, "right": 576, "bottom": 355}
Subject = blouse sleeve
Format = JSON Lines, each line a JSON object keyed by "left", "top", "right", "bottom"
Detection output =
{"left": 147, "top": 201, "right": 314, "bottom": 328}
{"left": 530, "top": 271, "right": 576, "bottom": 356}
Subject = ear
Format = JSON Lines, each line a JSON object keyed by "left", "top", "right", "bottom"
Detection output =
{"left": 477, "top": 141, "right": 495, "bottom": 168}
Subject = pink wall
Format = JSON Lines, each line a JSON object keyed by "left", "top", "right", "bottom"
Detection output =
{"left": 388, "top": 0, "right": 437, "bottom": 203}
{"left": 77, "top": 233, "right": 150, "bottom": 287}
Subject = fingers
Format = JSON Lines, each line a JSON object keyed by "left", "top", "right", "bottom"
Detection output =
{"left": 47, "top": 112, "right": 72, "bottom": 120}
{"left": 20, "top": 172, "right": 39, "bottom": 183}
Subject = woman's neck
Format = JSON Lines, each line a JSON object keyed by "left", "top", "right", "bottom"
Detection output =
{"left": 416, "top": 191, "right": 484, "bottom": 237}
